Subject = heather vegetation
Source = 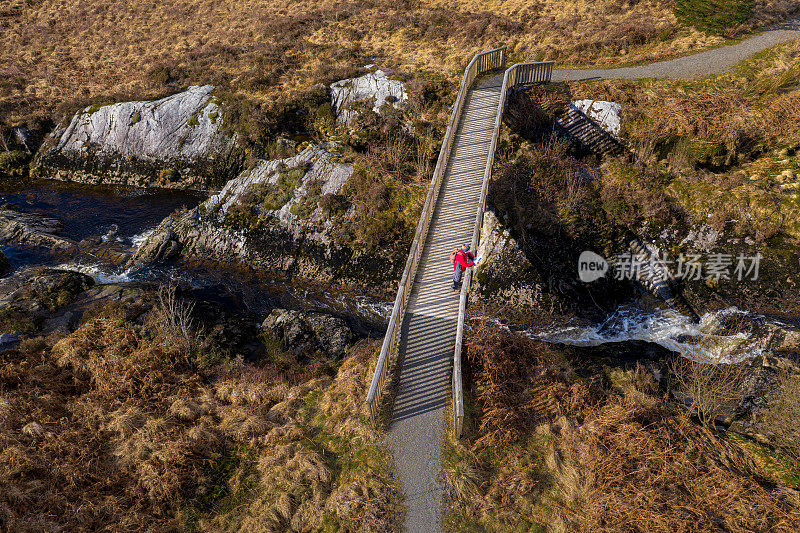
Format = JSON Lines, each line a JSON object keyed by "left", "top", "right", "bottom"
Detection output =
{"left": 675, "top": 0, "right": 756, "bottom": 35}
{"left": 569, "top": 38, "right": 800, "bottom": 242}
{"left": 0, "top": 0, "right": 799, "bottom": 531}
{"left": 1, "top": 0, "right": 797, "bottom": 129}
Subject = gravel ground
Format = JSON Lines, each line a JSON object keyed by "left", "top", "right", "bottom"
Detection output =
{"left": 552, "top": 16, "right": 800, "bottom": 81}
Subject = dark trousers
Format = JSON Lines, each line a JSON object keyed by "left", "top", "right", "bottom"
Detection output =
{"left": 452, "top": 263, "right": 463, "bottom": 289}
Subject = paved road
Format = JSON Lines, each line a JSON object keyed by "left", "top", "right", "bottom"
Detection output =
{"left": 386, "top": 75, "right": 504, "bottom": 533}
{"left": 553, "top": 15, "right": 800, "bottom": 81}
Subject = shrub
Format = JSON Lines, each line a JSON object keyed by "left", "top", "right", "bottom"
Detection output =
{"left": 0, "top": 150, "right": 28, "bottom": 174}
{"left": 224, "top": 202, "right": 258, "bottom": 230}
{"left": 0, "top": 306, "right": 39, "bottom": 334}
{"left": 674, "top": 0, "right": 755, "bottom": 35}
{"left": 158, "top": 168, "right": 178, "bottom": 184}
{"left": 146, "top": 64, "right": 171, "bottom": 86}
{"left": 669, "top": 337, "right": 753, "bottom": 429}
{"left": 319, "top": 193, "right": 350, "bottom": 218}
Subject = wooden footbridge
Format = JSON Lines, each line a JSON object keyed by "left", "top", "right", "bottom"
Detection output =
{"left": 365, "top": 48, "right": 553, "bottom": 532}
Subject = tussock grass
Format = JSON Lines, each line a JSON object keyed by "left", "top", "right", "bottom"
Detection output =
{"left": 1, "top": 0, "right": 795, "bottom": 128}
{"left": 567, "top": 38, "right": 800, "bottom": 241}
{"left": 442, "top": 321, "right": 800, "bottom": 532}
{"left": 0, "top": 295, "right": 401, "bottom": 531}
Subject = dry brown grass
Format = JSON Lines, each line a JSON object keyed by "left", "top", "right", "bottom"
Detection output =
{"left": 443, "top": 322, "right": 800, "bottom": 532}
{"left": 1, "top": 0, "right": 796, "bottom": 127}
{"left": 567, "top": 38, "right": 800, "bottom": 240}
{"left": 0, "top": 298, "right": 401, "bottom": 531}
{"left": 759, "top": 370, "right": 800, "bottom": 470}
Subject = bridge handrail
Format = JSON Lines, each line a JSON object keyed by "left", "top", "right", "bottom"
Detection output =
{"left": 453, "top": 60, "right": 555, "bottom": 438}
{"left": 365, "top": 47, "right": 507, "bottom": 421}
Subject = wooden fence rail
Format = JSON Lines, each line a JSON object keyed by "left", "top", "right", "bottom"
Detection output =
{"left": 452, "top": 61, "right": 554, "bottom": 438}
{"left": 365, "top": 47, "right": 507, "bottom": 421}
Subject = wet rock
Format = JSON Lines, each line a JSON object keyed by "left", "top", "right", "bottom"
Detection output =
{"left": 331, "top": 70, "right": 407, "bottom": 125}
{"left": 0, "top": 333, "right": 20, "bottom": 352}
{"left": 35, "top": 85, "right": 241, "bottom": 188}
{"left": 262, "top": 308, "right": 354, "bottom": 359}
{"left": 0, "top": 267, "right": 94, "bottom": 315}
{"left": 0, "top": 209, "right": 75, "bottom": 251}
{"left": 772, "top": 328, "right": 800, "bottom": 354}
{"left": 133, "top": 228, "right": 183, "bottom": 265}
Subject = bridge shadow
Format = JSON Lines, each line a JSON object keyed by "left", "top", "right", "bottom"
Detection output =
{"left": 555, "top": 103, "right": 626, "bottom": 158}
{"left": 389, "top": 310, "right": 457, "bottom": 424}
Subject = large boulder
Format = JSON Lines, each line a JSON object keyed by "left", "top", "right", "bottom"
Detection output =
{"left": 127, "top": 144, "right": 374, "bottom": 284}
{"left": 473, "top": 209, "right": 549, "bottom": 312}
{"left": 0, "top": 267, "right": 94, "bottom": 335}
{"left": 262, "top": 308, "right": 355, "bottom": 359}
{"left": 572, "top": 100, "right": 622, "bottom": 137}
{"left": 331, "top": 70, "right": 407, "bottom": 125}
{"left": 34, "top": 85, "right": 241, "bottom": 188}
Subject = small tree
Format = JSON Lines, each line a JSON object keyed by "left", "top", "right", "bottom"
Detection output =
{"left": 155, "top": 283, "right": 202, "bottom": 368}
{"left": 674, "top": 0, "right": 755, "bottom": 35}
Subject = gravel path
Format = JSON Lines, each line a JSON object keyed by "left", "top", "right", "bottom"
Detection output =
{"left": 553, "top": 15, "right": 800, "bottom": 81}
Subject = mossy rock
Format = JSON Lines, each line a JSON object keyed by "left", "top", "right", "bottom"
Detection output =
{"left": 0, "top": 150, "right": 29, "bottom": 176}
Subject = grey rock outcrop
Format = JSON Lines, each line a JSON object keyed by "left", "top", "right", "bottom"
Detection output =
{"left": 127, "top": 144, "right": 381, "bottom": 284}
{"left": 0, "top": 209, "right": 75, "bottom": 251}
{"left": 0, "top": 267, "right": 94, "bottom": 328}
{"left": 331, "top": 70, "right": 407, "bottom": 125}
{"left": 473, "top": 209, "right": 547, "bottom": 311}
{"left": 35, "top": 85, "right": 241, "bottom": 188}
{"left": 262, "top": 308, "right": 354, "bottom": 359}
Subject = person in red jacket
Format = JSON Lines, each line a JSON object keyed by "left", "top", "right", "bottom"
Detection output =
{"left": 451, "top": 244, "right": 476, "bottom": 291}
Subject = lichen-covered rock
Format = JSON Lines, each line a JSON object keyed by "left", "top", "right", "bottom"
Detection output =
{"left": 572, "top": 99, "right": 622, "bottom": 137}
{"left": 331, "top": 70, "right": 407, "bottom": 125}
{"left": 206, "top": 144, "right": 352, "bottom": 231}
{"left": 473, "top": 210, "right": 548, "bottom": 311}
{"left": 34, "top": 85, "right": 241, "bottom": 189}
{"left": 126, "top": 144, "right": 397, "bottom": 285}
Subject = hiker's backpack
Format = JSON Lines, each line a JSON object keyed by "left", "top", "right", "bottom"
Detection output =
{"left": 449, "top": 248, "right": 459, "bottom": 266}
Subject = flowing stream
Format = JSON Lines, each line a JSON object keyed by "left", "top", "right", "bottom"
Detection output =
{"left": 486, "top": 305, "right": 781, "bottom": 363}
{"left": 0, "top": 177, "right": 392, "bottom": 332}
{"left": 1, "top": 178, "right": 789, "bottom": 357}
{"left": 0, "top": 178, "right": 206, "bottom": 269}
